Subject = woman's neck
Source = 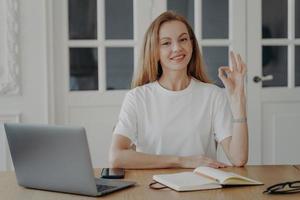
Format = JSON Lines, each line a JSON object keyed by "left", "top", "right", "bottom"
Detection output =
{"left": 158, "top": 72, "right": 191, "bottom": 91}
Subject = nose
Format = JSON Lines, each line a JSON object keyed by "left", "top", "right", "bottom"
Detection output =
{"left": 172, "top": 41, "right": 183, "bottom": 52}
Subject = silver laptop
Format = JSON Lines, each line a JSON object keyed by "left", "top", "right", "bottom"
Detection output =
{"left": 4, "top": 123, "right": 135, "bottom": 196}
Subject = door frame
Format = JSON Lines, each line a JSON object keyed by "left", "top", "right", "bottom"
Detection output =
{"left": 246, "top": 0, "right": 262, "bottom": 164}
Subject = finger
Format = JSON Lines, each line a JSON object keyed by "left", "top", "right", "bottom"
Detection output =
{"left": 208, "top": 163, "right": 219, "bottom": 169}
{"left": 213, "top": 160, "right": 229, "bottom": 168}
{"left": 207, "top": 158, "right": 229, "bottom": 168}
{"left": 230, "top": 51, "right": 238, "bottom": 72}
{"left": 218, "top": 66, "right": 231, "bottom": 77}
{"left": 241, "top": 60, "right": 247, "bottom": 75}
{"left": 207, "top": 162, "right": 221, "bottom": 168}
{"left": 236, "top": 54, "right": 248, "bottom": 75}
{"left": 236, "top": 54, "right": 243, "bottom": 72}
{"left": 218, "top": 66, "right": 231, "bottom": 86}
{"left": 208, "top": 162, "right": 225, "bottom": 169}
{"left": 218, "top": 162, "right": 230, "bottom": 167}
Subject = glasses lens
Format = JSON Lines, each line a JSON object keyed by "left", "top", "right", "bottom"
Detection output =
{"left": 291, "top": 181, "right": 300, "bottom": 188}
{"left": 269, "top": 184, "right": 285, "bottom": 191}
{"left": 272, "top": 184, "right": 288, "bottom": 192}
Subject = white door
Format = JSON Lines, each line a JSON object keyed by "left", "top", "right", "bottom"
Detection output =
{"left": 247, "top": 0, "right": 300, "bottom": 164}
{"left": 53, "top": 0, "right": 155, "bottom": 167}
{"left": 52, "top": 0, "right": 247, "bottom": 167}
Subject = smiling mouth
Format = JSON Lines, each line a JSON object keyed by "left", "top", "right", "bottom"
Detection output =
{"left": 170, "top": 55, "right": 185, "bottom": 62}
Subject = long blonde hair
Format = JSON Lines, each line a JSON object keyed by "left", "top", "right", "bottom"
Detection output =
{"left": 132, "top": 11, "right": 211, "bottom": 88}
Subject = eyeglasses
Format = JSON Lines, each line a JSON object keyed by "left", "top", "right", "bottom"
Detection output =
{"left": 263, "top": 181, "right": 300, "bottom": 194}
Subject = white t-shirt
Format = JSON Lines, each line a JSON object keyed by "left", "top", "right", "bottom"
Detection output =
{"left": 113, "top": 78, "right": 233, "bottom": 159}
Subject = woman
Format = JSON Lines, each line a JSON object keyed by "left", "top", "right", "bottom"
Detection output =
{"left": 109, "top": 11, "right": 248, "bottom": 169}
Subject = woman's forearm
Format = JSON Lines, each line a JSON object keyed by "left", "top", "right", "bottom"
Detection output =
{"left": 109, "top": 149, "right": 181, "bottom": 169}
{"left": 230, "top": 121, "right": 248, "bottom": 166}
{"left": 229, "top": 96, "right": 249, "bottom": 166}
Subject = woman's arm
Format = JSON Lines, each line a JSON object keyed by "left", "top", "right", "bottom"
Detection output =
{"left": 220, "top": 97, "right": 248, "bottom": 167}
{"left": 218, "top": 51, "right": 248, "bottom": 167}
{"left": 109, "top": 134, "right": 180, "bottom": 169}
{"left": 109, "top": 134, "right": 228, "bottom": 169}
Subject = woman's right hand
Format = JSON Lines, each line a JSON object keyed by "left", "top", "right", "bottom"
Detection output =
{"left": 179, "top": 155, "right": 229, "bottom": 169}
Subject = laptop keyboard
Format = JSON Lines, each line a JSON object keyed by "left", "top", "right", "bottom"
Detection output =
{"left": 96, "top": 184, "right": 117, "bottom": 192}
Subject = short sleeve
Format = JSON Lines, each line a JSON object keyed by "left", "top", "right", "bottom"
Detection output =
{"left": 113, "top": 91, "right": 138, "bottom": 144}
{"left": 212, "top": 89, "right": 233, "bottom": 143}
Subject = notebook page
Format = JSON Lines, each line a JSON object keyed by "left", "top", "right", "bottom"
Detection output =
{"left": 193, "top": 167, "right": 263, "bottom": 185}
{"left": 193, "top": 167, "right": 237, "bottom": 183}
{"left": 153, "top": 172, "right": 220, "bottom": 191}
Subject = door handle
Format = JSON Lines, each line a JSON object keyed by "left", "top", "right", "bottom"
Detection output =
{"left": 253, "top": 75, "right": 274, "bottom": 83}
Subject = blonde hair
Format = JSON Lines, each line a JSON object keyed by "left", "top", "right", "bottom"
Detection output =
{"left": 132, "top": 11, "right": 211, "bottom": 88}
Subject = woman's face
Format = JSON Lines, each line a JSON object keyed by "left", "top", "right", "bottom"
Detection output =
{"left": 158, "top": 20, "right": 193, "bottom": 73}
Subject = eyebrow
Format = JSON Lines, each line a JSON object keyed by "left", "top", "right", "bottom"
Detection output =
{"left": 159, "top": 33, "right": 189, "bottom": 40}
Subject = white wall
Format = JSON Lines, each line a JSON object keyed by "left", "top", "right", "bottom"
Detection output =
{"left": 0, "top": 0, "right": 49, "bottom": 171}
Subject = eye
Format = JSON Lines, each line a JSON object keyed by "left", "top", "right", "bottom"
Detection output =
{"left": 161, "top": 41, "right": 171, "bottom": 46}
{"left": 180, "top": 38, "right": 188, "bottom": 42}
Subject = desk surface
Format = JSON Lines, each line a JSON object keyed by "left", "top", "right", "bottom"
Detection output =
{"left": 1, "top": 165, "right": 300, "bottom": 200}
{"left": 294, "top": 165, "right": 300, "bottom": 171}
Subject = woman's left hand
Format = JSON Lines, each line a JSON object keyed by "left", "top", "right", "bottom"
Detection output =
{"left": 218, "top": 51, "right": 247, "bottom": 117}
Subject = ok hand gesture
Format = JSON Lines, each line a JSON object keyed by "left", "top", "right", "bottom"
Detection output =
{"left": 218, "top": 51, "right": 247, "bottom": 118}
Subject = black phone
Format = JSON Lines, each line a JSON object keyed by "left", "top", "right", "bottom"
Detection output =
{"left": 100, "top": 168, "right": 125, "bottom": 179}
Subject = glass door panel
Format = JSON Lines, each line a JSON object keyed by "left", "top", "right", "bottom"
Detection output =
{"left": 167, "top": 0, "right": 194, "bottom": 29}
{"left": 202, "top": 47, "right": 228, "bottom": 88}
{"left": 68, "top": 0, "right": 97, "bottom": 39}
{"left": 262, "top": 0, "right": 287, "bottom": 38}
{"left": 106, "top": 47, "right": 134, "bottom": 90}
{"left": 202, "top": 0, "right": 229, "bottom": 39}
{"left": 262, "top": 46, "right": 287, "bottom": 87}
{"left": 69, "top": 48, "right": 98, "bottom": 91}
{"left": 105, "top": 0, "right": 134, "bottom": 39}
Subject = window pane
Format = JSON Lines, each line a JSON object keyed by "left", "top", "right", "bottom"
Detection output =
{"left": 105, "top": 0, "right": 133, "bottom": 39}
{"left": 68, "top": 0, "right": 97, "bottom": 39}
{"left": 69, "top": 48, "right": 98, "bottom": 91}
{"left": 296, "top": 46, "right": 300, "bottom": 86}
{"left": 202, "top": 0, "right": 228, "bottom": 39}
{"left": 202, "top": 47, "right": 228, "bottom": 88}
{"left": 296, "top": 0, "right": 300, "bottom": 38}
{"left": 262, "top": 46, "right": 287, "bottom": 87}
{"left": 167, "top": 0, "right": 194, "bottom": 29}
{"left": 262, "top": 0, "right": 287, "bottom": 38}
{"left": 106, "top": 48, "right": 134, "bottom": 90}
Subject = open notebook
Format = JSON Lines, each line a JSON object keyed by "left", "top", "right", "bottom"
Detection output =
{"left": 152, "top": 166, "right": 263, "bottom": 191}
